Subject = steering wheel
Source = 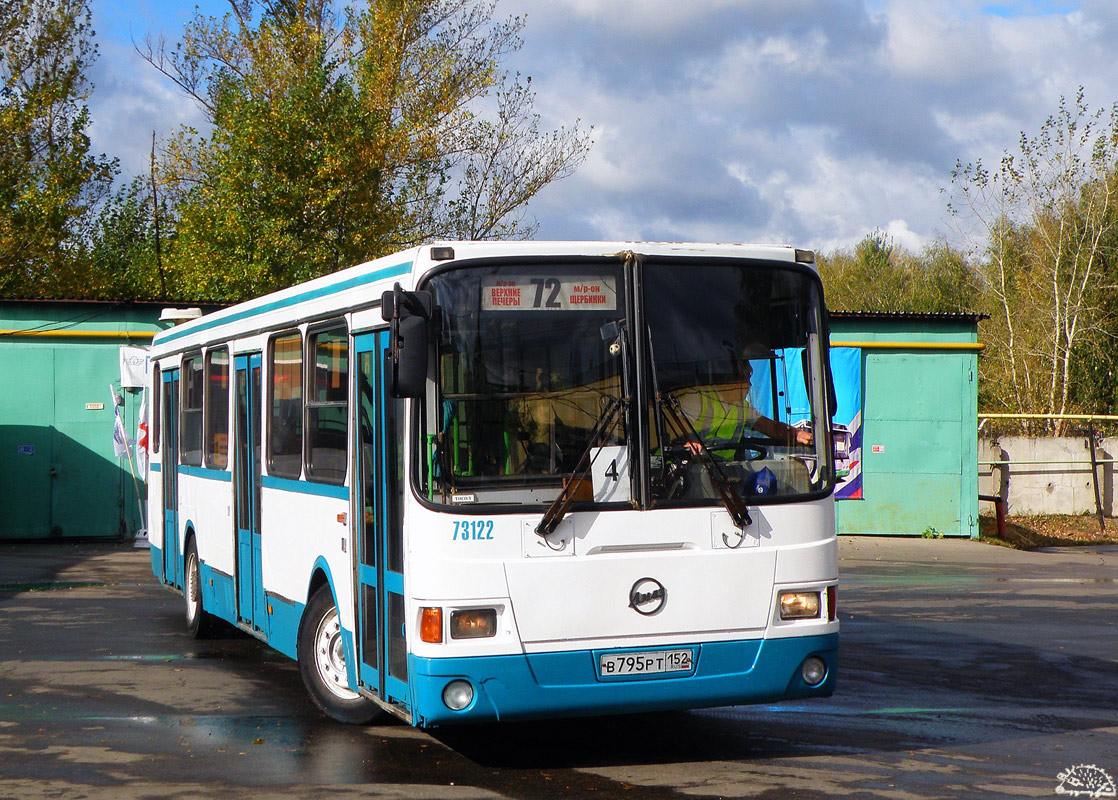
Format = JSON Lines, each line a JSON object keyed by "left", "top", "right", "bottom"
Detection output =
{"left": 731, "top": 437, "right": 778, "bottom": 461}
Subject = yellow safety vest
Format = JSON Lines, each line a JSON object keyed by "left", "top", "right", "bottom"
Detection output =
{"left": 693, "top": 391, "right": 755, "bottom": 450}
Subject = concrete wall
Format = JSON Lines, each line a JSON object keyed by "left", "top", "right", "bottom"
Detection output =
{"left": 979, "top": 436, "right": 1115, "bottom": 516}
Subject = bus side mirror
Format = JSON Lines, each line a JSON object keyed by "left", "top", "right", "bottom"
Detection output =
{"left": 382, "top": 285, "right": 434, "bottom": 398}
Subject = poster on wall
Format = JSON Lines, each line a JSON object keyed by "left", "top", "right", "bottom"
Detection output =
{"left": 828, "top": 348, "right": 863, "bottom": 500}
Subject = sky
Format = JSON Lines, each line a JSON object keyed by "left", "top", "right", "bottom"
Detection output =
{"left": 86, "top": 0, "right": 1118, "bottom": 255}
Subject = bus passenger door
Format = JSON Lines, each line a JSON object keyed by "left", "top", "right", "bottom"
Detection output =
{"left": 234, "top": 354, "right": 264, "bottom": 631}
{"left": 161, "top": 369, "right": 181, "bottom": 587}
{"left": 354, "top": 331, "right": 409, "bottom": 708}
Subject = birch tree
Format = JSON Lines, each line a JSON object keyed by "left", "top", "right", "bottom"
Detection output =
{"left": 950, "top": 90, "right": 1118, "bottom": 432}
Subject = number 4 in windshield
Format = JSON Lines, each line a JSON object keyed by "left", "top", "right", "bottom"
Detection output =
{"left": 592, "top": 446, "right": 630, "bottom": 503}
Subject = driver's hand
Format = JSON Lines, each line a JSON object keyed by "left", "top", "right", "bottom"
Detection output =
{"left": 793, "top": 428, "right": 813, "bottom": 446}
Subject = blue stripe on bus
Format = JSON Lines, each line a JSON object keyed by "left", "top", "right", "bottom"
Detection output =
{"left": 261, "top": 475, "right": 349, "bottom": 500}
{"left": 155, "top": 260, "right": 412, "bottom": 345}
{"left": 407, "top": 633, "right": 838, "bottom": 727}
{"left": 199, "top": 561, "right": 238, "bottom": 628}
{"left": 264, "top": 592, "right": 303, "bottom": 660}
{"left": 149, "top": 544, "right": 162, "bottom": 581}
{"left": 149, "top": 462, "right": 162, "bottom": 473}
{"left": 178, "top": 465, "right": 232, "bottom": 481}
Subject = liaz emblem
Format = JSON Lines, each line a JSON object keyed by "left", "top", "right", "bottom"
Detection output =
{"left": 629, "top": 577, "right": 666, "bottom": 616}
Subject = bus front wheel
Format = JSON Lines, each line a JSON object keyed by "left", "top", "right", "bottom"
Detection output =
{"left": 184, "top": 540, "right": 218, "bottom": 639}
{"left": 298, "top": 585, "right": 383, "bottom": 724}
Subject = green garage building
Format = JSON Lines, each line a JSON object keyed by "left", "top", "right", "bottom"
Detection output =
{"left": 0, "top": 301, "right": 164, "bottom": 540}
{"left": 830, "top": 312, "right": 984, "bottom": 538}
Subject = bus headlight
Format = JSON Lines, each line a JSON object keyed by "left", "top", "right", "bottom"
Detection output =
{"left": 778, "top": 590, "right": 821, "bottom": 620}
{"left": 450, "top": 608, "right": 497, "bottom": 639}
{"left": 442, "top": 680, "right": 474, "bottom": 711}
{"left": 801, "top": 657, "right": 827, "bottom": 686}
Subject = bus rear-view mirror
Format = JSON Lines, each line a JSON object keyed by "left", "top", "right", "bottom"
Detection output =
{"left": 382, "top": 285, "right": 434, "bottom": 398}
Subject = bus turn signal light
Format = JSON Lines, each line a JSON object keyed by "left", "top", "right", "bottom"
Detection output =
{"left": 420, "top": 607, "right": 443, "bottom": 643}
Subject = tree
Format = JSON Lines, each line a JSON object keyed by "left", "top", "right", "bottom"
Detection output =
{"left": 141, "top": 0, "right": 591, "bottom": 301}
{"left": 949, "top": 89, "right": 1118, "bottom": 431}
{"left": 818, "top": 231, "right": 981, "bottom": 314}
{"left": 0, "top": 0, "right": 116, "bottom": 297}
{"left": 87, "top": 177, "right": 166, "bottom": 299}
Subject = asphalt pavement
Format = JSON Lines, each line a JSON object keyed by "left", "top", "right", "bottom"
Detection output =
{"left": 0, "top": 536, "right": 1115, "bottom": 799}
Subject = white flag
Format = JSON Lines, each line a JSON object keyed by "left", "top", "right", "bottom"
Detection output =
{"left": 136, "top": 388, "right": 149, "bottom": 474}
{"left": 119, "top": 346, "right": 149, "bottom": 389}
{"left": 113, "top": 403, "right": 131, "bottom": 458}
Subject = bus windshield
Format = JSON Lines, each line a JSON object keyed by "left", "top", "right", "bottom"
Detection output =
{"left": 421, "top": 258, "right": 832, "bottom": 507}
{"left": 644, "top": 260, "right": 832, "bottom": 504}
{"left": 425, "top": 263, "right": 627, "bottom": 504}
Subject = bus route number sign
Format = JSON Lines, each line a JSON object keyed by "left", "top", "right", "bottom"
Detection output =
{"left": 481, "top": 276, "right": 617, "bottom": 311}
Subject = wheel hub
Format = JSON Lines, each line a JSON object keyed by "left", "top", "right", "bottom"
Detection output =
{"left": 314, "top": 609, "right": 359, "bottom": 701}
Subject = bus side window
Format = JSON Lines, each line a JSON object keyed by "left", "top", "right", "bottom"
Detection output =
{"left": 205, "top": 347, "right": 230, "bottom": 469}
{"left": 269, "top": 332, "right": 303, "bottom": 479}
{"left": 181, "top": 355, "right": 204, "bottom": 467}
{"left": 306, "top": 324, "right": 348, "bottom": 484}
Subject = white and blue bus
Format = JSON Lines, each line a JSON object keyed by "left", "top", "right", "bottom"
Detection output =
{"left": 148, "top": 241, "right": 839, "bottom": 727}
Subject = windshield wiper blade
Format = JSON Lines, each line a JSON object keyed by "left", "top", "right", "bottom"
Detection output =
{"left": 535, "top": 395, "right": 627, "bottom": 537}
{"left": 660, "top": 392, "right": 753, "bottom": 529}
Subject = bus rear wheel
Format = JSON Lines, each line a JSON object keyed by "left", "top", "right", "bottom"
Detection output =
{"left": 184, "top": 540, "right": 218, "bottom": 639}
{"left": 298, "top": 585, "right": 383, "bottom": 724}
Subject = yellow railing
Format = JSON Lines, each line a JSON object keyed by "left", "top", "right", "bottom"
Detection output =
{"left": 831, "top": 340, "right": 984, "bottom": 351}
{"left": 0, "top": 329, "right": 157, "bottom": 340}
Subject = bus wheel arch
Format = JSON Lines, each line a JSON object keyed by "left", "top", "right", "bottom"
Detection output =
{"left": 184, "top": 534, "right": 219, "bottom": 639}
{"left": 307, "top": 567, "right": 330, "bottom": 606}
{"left": 297, "top": 581, "right": 382, "bottom": 725}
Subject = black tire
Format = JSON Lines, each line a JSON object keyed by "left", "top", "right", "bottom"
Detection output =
{"left": 184, "top": 539, "right": 219, "bottom": 639}
{"left": 297, "top": 585, "right": 383, "bottom": 724}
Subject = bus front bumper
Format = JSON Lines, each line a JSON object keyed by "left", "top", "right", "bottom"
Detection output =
{"left": 408, "top": 633, "right": 837, "bottom": 727}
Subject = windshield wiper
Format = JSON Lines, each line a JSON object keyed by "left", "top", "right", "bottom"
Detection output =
{"left": 659, "top": 392, "right": 753, "bottom": 530}
{"left": 535, "top": 394, "right": 627, "bottom": 537}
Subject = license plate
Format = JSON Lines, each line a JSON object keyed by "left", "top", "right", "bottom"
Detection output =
{"left": 599, "top": 649, "right": 693, "bottom": 677}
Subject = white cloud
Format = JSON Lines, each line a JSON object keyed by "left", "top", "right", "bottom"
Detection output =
{"left": 508, "top": 0, "right": 744, "bottom": 36}
{"left": 882, "top": 219, "right": 925, "bottom": 252}
{"left": 87, "top": 23, "right": 210, "bottom": 181}
{"left": 727, "top": 125, "right": 945, "bottom": 252}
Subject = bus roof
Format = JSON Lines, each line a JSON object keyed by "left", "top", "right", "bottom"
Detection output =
{"left": 150, "top": 241, "right": 811, "bottom": 355}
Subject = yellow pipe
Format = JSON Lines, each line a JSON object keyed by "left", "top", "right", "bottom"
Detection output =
{"left": 0, "top": 329, "right": 156, "bottom": 340}
{"left": 831, "top": 340, "right": 985, "bottom": 351}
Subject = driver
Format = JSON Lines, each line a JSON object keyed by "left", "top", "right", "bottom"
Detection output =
{"left": 674, "top": 360, "right": 812, "bottom": 457}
